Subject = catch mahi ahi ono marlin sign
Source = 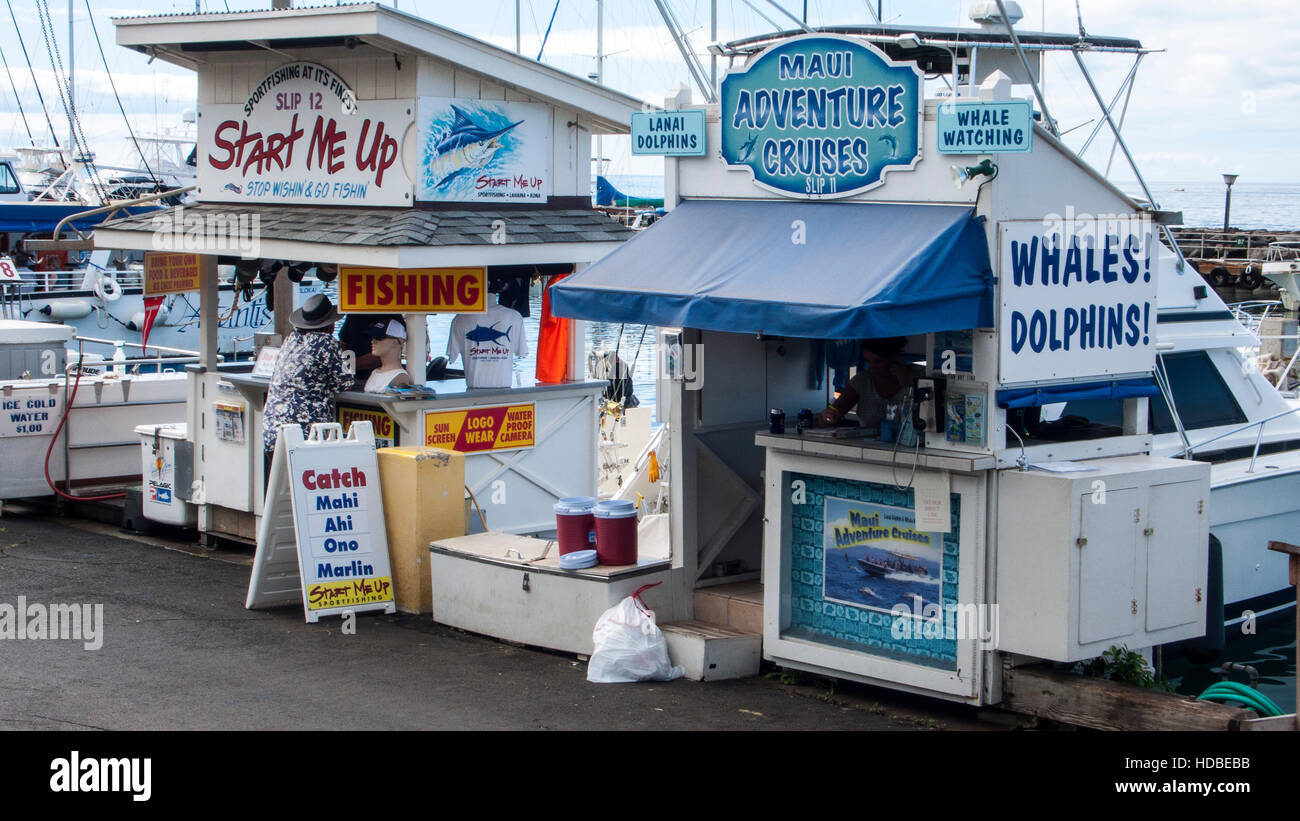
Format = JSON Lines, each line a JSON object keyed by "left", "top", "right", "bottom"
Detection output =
{"left": 721, "top": 34, "right": 922, "bottom": 199}
{"left": 199, "top": 62, "right": 415, "bottom": 207}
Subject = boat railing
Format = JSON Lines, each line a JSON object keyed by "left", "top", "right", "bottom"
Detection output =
{"left": 1173, "top": 404, "right": 1300, "bottom": 472}
{"left": 73, "top": 334, "right": 220, "bottom": 375}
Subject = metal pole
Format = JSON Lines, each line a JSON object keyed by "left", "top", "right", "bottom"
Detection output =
{"left": 1080, "top": 52, "right": 1143, "bottom": 156}
{"left": 652, "top": 0, "right": 716, "bottom": 103}
{"left": 762, "top": 0, "right": 813, "bottom": 33}
{"left": 1071, "top": 49, "right": 1154, "bottom": 206}
{"left": 67, "top": 0, "right": 74, "bottom": 155}
{"left": 1223, "top": 181, "right": 1234, "bottom": 231}
{"left": 516, "top": 0, "right": 521, "bottom": 54}
{"left": 710, "top": 0, "right": 717, "bottom": 93}
{"left": 595, "top": 0, "right": 603, "bottom": 180}
{"left": 1104, "top": 67, "right": 1138, "bottom": 178}
{"left": 993, "top": 0, "right": 1057, "bottom": 137}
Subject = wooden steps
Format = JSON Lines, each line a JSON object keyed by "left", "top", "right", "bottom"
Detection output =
{"left": 660, "top": 582, "right": 765, "bottom": 681}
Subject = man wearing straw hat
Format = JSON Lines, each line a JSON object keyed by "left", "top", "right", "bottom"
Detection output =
{"left": 262, "top": 294, "right": 352, "bottom": 484}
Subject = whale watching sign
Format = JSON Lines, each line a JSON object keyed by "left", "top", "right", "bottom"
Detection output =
{"left": 720, "top": 34, "right": 921, "bottom": 199}
{"left": 937, "top": 100, "right": 1033, "bottom": 154}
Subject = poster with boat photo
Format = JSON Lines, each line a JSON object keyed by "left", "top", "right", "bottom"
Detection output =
{"left": 822, "top": 496, "right": 944, "bottom": 615}
{"left": 416, "top": 97, "right": 551, "bottom": 203}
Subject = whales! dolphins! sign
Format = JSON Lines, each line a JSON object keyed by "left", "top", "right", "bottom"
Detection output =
{"left": 720, "top": 35, "right": 922, "bottom": 199}
{"left": 416, "top": 98, "right": 551, "bottom": 203}
{"left": 198, "top": 62, "right": 415, "bottom": 207}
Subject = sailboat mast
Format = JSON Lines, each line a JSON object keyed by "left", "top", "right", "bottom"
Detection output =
{"left": 67, "top": 0, "right": 73, "bottom": 156}
{"left": 595, "top": 0, "right": 603, "bottom": 179}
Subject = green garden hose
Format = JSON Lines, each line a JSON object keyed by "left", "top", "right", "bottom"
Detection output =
{"left": 1197, "top": 681, "right": 1286, "bottom": 717}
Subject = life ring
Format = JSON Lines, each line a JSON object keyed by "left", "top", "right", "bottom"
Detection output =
{"left": 93, "top": 275, "right": 123, "bottom": 303}
{"left": 1208, "top": 266, "right": 1230, "bottom": 287}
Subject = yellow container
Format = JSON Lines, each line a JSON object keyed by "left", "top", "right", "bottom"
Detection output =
{"left": 377, "top": 447, "right": 466, "bottom": 614}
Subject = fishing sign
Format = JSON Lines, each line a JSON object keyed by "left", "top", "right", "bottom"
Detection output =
{"left": 198, "top": 62, "right": 415, "bottom": 206}
{"left": 998, "top": 215, "right": 1159, "bottom": 385}
{"left": 423, "top": 403, "right": 535, "bottom": 453}
{"left": 338, "top": 266, "right": 487, "bottom": 313}
{"left": 416, "top": 97, "right": 551, "bottom": 203}
{"left": 720, "top": 34, "right": 921, "bottom": 199}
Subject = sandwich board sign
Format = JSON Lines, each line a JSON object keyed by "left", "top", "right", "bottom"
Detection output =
{"left": 247, "top": 421, "right": 395, "bottom": 622}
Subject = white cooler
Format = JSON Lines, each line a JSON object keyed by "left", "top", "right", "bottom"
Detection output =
{"left": 135, "top": 423, "right": 196, "bottom": 527}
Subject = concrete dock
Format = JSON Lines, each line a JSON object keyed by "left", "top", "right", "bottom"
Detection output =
{"left": 0, "top": 507, "right": 985, "bottom": 731}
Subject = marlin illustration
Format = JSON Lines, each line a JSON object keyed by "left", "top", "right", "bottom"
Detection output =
{"left": 877, "top": 134, "right": 898, "bottom": 160}
{"left": 465, "top": 323, "right": 512, "bottom": 344}
{"left": 428, "top": 105, "right": 523, "bottom": 190}
{"left": 223, "top": 182, "right": 243, "bottom": 194}
{"left": 738, "top": 131, "right": 759, "bottom": 162}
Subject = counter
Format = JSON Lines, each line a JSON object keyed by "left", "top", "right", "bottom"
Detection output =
{"left": 204, "top": 372, "right": 604, "bottom": 538}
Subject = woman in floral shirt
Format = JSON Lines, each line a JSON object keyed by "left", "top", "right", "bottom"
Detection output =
{"left": 263, "top": 294, "right": 352, "bottom": 463}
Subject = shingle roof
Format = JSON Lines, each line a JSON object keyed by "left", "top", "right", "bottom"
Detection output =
{"left": 100, "top": 204, "right": 635, "bottom": 247}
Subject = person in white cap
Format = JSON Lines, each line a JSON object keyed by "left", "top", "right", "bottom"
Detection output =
{"left": 362, "top": 318, "right": 414, "bottom": 393}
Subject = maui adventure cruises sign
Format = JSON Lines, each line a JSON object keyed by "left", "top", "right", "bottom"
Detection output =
{"left": 720, "top": 35, "right": 921, "bottom": 199}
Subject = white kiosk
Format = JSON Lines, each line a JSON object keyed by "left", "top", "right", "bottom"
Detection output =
{"left": 552, "top": 32, "right": 1216, "bottom": 703}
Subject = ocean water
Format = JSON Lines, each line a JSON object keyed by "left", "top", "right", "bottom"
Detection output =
{"left": 425, "top": 287, "right": 661, "bottom": 413}
{"left": 603, "top": 175, "right": 1300, "bottom": 231}
{"left": 1120, "top": 181, "right": 1300, "bottom": 231}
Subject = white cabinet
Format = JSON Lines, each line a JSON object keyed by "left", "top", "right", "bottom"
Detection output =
{"left": 995, "top": 455, "right": 1211, "bottom": 662}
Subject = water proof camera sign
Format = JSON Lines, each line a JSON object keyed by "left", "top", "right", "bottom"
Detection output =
{"left": 720, "top": 34, "right": 921, "bottom": 199}
{"left": 998, "top": 217, "right": 1158, "bottom": 385}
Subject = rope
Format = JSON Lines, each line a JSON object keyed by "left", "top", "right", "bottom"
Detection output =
{"left": 0, "top": 41, "right": 35, "bottom": 145}
{"left": 6, "top": 0, "right": 59, "bottom": 147}
{"left": 36, "top": 0, "right": 107, "bottom": 201}
{"left": 84, "top": 0, "right": 159, "bottom": 187}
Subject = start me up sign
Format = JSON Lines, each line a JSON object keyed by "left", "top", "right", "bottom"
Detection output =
{"left": 720, "top": 35, "right": 921, "bottom": 199}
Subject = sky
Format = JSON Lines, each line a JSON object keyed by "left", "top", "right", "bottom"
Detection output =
{"left": 0, "top": 0, "right": 1296, "bottom": 186}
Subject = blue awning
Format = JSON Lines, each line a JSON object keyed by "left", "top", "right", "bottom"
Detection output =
{"left": 550, "top": 199, "right": 994, "bottom": 340}
{"left": 997, "top": 377, "right": 1161, "bottom": 409}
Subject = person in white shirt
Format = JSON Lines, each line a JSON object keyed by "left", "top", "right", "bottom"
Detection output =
{"left": 362, "top": 319, "right": 414, "bottom": 393}
{"left": 446, "top": 299, "right": 529, "bottom": 389}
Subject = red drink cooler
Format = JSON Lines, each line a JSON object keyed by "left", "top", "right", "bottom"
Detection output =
{"left": 554, "top": 497, "right": 596, "bottom": 555}
{"left": 594, "top": 500, "right": 638, "bottom": 566}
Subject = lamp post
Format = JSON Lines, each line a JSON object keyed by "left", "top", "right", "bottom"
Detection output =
{"left": 1222, "top": 173, "right": 1239, "bottom": 232}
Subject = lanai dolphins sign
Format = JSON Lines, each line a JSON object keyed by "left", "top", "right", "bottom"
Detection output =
{"left": 720, "top": 35, "right": 922, "bottom": 199}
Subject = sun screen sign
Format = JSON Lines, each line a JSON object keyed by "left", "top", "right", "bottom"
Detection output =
{"left": 720, "top": 34, "right": 921, "bottom": 199}
{"left": 998, "top": 215, "right": 1158, "bottom": 385}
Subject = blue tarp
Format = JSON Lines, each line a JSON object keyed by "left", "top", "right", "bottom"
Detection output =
{"left": 997, "top": 377, "right": 1161, "bottom": 409}
{"left": 0, "top": 203, "right": 163, "bottom": 234}
{"left": 551, "top": 199, "right": 994, "bottom": 340}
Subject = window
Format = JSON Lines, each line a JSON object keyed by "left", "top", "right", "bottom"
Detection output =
{"left": 0, "top": 164, "right": 19, "bottom": 195}
{"left": 1049, "top": 351, "right": 1246, "bottom": 435}
{"left": 1149, "top": 351, "right": 1247, "bottom": 433}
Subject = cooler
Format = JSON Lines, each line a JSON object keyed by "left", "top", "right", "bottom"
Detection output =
{"left": 135, "top": 423, "right": 196, "bottom": 527}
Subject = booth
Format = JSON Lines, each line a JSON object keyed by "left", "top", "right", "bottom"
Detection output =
{"left": 90, "top": 6, "right": 690, "bottom": 634}
{"left": 551, "top": 32, "right": 1214, "bottom": 702}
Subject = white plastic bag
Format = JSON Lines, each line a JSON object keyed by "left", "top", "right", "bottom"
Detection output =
{"left": 587, "top": 582, "right": 684, "bottom": 683}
